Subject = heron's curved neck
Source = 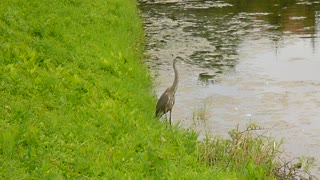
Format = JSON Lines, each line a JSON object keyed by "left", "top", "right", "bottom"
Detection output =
{"left": 171, "top": 59, "right": 178, "bottom": 92}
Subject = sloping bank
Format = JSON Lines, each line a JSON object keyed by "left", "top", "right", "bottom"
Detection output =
{"left": 0, "top": 0, "right": 233, "bottom": 178}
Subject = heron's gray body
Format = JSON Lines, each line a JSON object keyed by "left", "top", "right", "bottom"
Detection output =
{"left": 156, "top": 57, "right": 179, "bottom": 125}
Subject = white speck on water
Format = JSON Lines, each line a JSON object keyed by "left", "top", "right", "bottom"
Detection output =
{"left": 245, "top": 113, "right": 252, "bottom": 117}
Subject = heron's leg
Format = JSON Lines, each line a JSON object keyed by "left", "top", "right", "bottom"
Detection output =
{"left": 169, "top": 110, "right": 172, "bottom": 125}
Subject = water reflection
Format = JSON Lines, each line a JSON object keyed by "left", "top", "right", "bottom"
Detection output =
{"left": 140, "top": 0, "right": 320, "bottom": 175}
{"left": 227, "top": 0, "right": 319, "bottom": 34}
{"left": 140, "top": 0, "right": 320, "bottom": 71}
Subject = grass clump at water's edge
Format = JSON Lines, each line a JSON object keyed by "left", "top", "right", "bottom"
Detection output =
{"left": 0, "top": 0, "right": 316, "bottom": 179}
{"left": 0, "top": 0, "right": 230, "bottom": 178}
{"left": 198, "top": 124, "right": 316, "bottom": 179}
{"left": 192, "top": 106, "right": 317, "bottom": 179}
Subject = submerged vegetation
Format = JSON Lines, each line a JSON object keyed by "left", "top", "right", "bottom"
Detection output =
{"left": 0, "top": 0, "right": 316, "bottom": 179}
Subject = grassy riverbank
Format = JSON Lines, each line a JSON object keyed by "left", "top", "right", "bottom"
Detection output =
{"left": 0, "top": 0, "right": 313, "bottom": 179}
{"left": 0, "top": 0, "right": 228, "bottom": 178}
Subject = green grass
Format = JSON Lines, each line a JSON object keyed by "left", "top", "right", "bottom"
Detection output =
{"left": 0, "top": 0, "right": 316, "bottom": 179}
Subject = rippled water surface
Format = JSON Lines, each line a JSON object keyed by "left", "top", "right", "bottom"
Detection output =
{"left": 139, "top": 0, "right": 320, "bottom": 171}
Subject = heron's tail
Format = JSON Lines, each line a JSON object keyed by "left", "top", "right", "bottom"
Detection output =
{"left": 155, "top": 109, "right": 160, "bottom": 117}
{"left": 155, "top": 109, "right": 164, "bottom": 118}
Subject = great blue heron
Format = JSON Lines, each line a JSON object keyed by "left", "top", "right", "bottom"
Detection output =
{"left": 156, "top": 57, "right": 180, "bottom": 125}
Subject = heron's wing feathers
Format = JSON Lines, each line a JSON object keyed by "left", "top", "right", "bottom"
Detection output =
{"left": 156, "top": 88, "right": 172, "bottom": 116}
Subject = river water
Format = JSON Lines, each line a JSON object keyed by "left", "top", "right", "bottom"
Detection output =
{"left": 139, "top": 0, "right": 320, "bottom": 172}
